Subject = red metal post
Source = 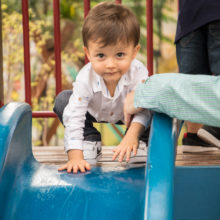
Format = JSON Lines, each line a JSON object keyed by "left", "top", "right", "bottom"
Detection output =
{"left": 53, "top": 0, "right": 62, "bottom": 95}
{"left": 0, "top": 0, "right": 3, "bottom": 107}
{"left": 84, "top": 0, "right": 90, "bottom": 18}
{"left": 22, "top": 0, "right": 32, "bottom": 105}
{"left": 84, "top": 0, "right": 90, "bottom": 64}
{"left": 32, "top": 111, "right": 57, "bottom": 118}
{"left": 146, "top": 0, "right": 153, "bottom": 76}
{"left": 115, "top": 0, "right": 122, "bottom": 3}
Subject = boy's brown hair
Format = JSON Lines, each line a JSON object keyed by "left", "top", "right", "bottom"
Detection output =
{"left": 82, "top": 2, "right": 140, "bottom": 48}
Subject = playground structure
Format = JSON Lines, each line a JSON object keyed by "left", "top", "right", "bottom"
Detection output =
{"left": 1, "top": 1, "right": 220, "bottom": 219}
{"left": 1, "top": 102, "right": 174, "bottom": 220}
{"left": 2, "top": 103, "right": 220, "bottom": 219}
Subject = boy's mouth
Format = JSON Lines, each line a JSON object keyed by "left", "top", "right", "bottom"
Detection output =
{"left": 105, "top": 71, "right": 117, "bottom": 75}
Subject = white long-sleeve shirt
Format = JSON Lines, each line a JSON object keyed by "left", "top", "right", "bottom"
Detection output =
{"left": 63, "top": 59, "right": 151, "bottom": 152}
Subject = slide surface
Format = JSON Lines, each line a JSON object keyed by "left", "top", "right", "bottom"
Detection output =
{"left": 2, "top": 103, "right": 220, "bottom": 220}
{"left": 0, "top": 103, "right": 146, "bottom": 220}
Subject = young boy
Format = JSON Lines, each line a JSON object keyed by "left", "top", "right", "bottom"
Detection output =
{"left": 53, "top": 2, "right": 151, "bottom": 173}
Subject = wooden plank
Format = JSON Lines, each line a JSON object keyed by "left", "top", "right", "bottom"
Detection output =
{"left": 32, "top": 146, "right": 220, "bottom": 166}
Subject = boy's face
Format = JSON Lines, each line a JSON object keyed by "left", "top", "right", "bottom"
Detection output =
{"left": 84, "top": 40, "right": 140, "bottom": 85}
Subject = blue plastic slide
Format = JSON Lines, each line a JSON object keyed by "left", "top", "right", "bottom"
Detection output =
{"left": 0, "top": 103, "right": 146, "bottom": 220}
{"left": 1, "top": 103, "right": 220, "bottom": 220}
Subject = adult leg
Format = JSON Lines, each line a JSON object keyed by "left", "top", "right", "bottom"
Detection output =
{"left": 197, "top": 20, "right": 220, "bottom": 148}
{"left": 176, "top": 27, "right": 216, "bottom": 152}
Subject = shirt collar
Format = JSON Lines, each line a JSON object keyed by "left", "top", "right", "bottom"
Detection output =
{"left": 91, "top": 69, "right": 102, "bottom": 93}
{"left": 90, "top": 66, "right": 133, "bottom": 98}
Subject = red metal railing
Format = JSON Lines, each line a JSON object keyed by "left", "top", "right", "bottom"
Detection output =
{"left": 146, "top": 0, "right": 153, "bottom": 75}
{"left": 2, "top": 0, "right": 153, "bottom": 115}
{"left": 53, "top": 0, "right": 62, "bottom": 96}
{"left": 0, "top": 0, "right": 3, "bottom": 108}
{"left": 22, "top": 0, "right": 31, "bottom": 105}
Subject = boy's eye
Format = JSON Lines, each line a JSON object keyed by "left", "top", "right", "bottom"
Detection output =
{"left": 97, "top": 53, "right": 104, "bottom": 58}
{"left": 117, "top": 52, "right": 125, "bottom": 57}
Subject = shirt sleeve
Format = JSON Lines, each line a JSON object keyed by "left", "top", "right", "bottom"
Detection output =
{"left": 63, "top": 81, "right": 92, "bottom": 152}
{"left": 134, "top": 73, "right": 220, "bottom": 127}
{"left": 132, "top": 61, "right": 149, "bottom": 89}
{"left": 132, "top": 109, "right": 152, "bottom": 128}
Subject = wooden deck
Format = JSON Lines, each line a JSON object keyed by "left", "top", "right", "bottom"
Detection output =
{"left": 33, "top": 146, "right": 220, "bottom": 167}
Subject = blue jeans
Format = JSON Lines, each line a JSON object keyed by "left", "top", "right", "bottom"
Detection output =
{"left": 176, "top": 20, "right": 220, "bottom": 75}
{"left": 53, "top": 90, "right": 150, "bottom": 143}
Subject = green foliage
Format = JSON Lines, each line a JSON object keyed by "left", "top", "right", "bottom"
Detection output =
{"left": 60, "top": 0, "right": 83, "bottom": 20}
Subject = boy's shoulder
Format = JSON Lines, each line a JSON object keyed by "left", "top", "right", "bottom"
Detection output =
{"left": 75, "top": 62, "right": 97, "bottom": 85}
{"left": 127, "top": 59, "right": 149, "bottom": 80}
{"left": 76, "top": 62, "right": 92, "bottom": 82}
{"left": 130, "top": 59, "right": 147, "bottom": 71}
{"left": 75, "top": 62, "right": 101, "bottom": 92}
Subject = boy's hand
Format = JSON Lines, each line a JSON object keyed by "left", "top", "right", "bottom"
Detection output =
{"left": 58, "top": 159, "right": 91, "bottom": 173}
{"left": 112, "top": 122, "right": 145, "bottom": 162}
{"left": 58, "top": 149, "right": 91, "bottom": 173}
{"left": 112, "top": 134, "right": 139, "bottom": 162}
{"left": 124, "top": 91, "right": 143, "bottom": 127}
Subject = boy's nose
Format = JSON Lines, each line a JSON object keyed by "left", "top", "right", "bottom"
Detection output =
{"left": 105, "top": 58, "right": 116, "bottom": 69}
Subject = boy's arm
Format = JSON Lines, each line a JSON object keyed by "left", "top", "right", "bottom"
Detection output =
{"left": 112, "top": 122, "right": 145, "bottom": 162}
{"left": 63, "top": 82, "right": 91, "bottom": 153}
{"left": 60, "top": 80, "right": 92, "bottom": 173}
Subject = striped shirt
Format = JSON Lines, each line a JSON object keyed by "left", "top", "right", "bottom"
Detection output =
{"left": 135, "top": 73, "right": 220, "bottom": 127}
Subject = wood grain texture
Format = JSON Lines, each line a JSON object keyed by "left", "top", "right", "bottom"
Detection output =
{"left": 33, "top": 146, "right": 220, "bottom": 167}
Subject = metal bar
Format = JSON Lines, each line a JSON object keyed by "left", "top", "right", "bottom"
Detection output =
{"left": 144, "top": 113, "right": 177, "bottom": 220}
{"left": 0, "top": 0, "right": 3, "bottom": 107}
{"left": 146, "top": 0, "right": 153, "bottom": 76}
{"left": 53, "top": 0, "right": 62, "bottom": 95}
{"left": 144, "top": 113, "right": 176, "bottom": 220}
{"left": 32, "top": 111, "right": 57, "bottom": 118}
{"left": 106, "top": 124, "right": 123, "bottom": 142}
{"left": 22, "top": 0, "right": 32, "bottom": 105}
{"left": 84, "top": 0, "right": 90, "bottom": 18}
{"left": 111, "top": 124, "right": 124, "bottom": 138}
{"left": 83, "top": 0, "right": 90, "bottom": 64}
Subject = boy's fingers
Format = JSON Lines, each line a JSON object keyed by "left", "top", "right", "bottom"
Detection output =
{"left": 78, "top": 164, "right": 85, "bottom": 173}
{"left": 73, "top": 165, "right": 78, "bottom": 174}
{"left": 67, "top": 164, "right": 73, "bottom": 173}
{"left": 126, "top": 149, "right": 131, "bottom": 162}
{"left": 58, "top": 164, "right": 67, "bottom": 171}
{"left": 85, "top": 162, "right": 91, "bottom": 171}
{"left": 58, "top": 162, "right": 91, "bottom": 173}
{"left": 112, "top": 149, "right": 120, "bottom": 160}
{"left": 118, "top": 151, "right": 126, "bottom": 162}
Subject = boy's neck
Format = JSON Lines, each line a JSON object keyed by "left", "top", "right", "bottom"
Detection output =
{"left": 104, "top": 80, "right": 119, "bottom": 97}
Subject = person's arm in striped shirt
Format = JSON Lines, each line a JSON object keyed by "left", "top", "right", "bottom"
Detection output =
{"left": 124, "top": 73, "right": 220, "bottom": 127}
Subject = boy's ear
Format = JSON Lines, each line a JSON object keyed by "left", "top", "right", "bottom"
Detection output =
{"left": 83, "top": 46, "right": 91, "bottom": 61}
{"left": 133, "top": 44, "right": 141, "bottom": 59}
